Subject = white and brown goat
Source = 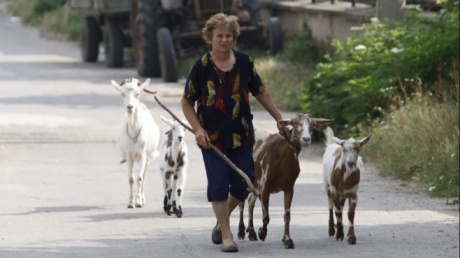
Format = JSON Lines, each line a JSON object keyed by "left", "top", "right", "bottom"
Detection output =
{"left": 159, "top": 116, "right": 188, "bottom": 218}
{"left": 238, "top": 113, "right": 333, "bottom": 249}
{"left": 322, "top": 127, "right": 372, "bottom": 244}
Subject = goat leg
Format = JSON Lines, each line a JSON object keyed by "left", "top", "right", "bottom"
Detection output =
{"left": 237, "top": 202, "right": 246, "bottom": 240}
{"left": 246, "top": 193, "right": 258, "bottom": 241}
{"left": 333, "top": 195, "right": 345, "bottom": 241}
{"left": 347, "top": 198, "right": 357, "bottom": 244}
{"left": 282, "top": 190, "right": 295, "bottom": 249}
{"left": 128, "top": 163, "right": 135, "bottom": 208}
{"left": 258, "top": 193, "right": 270, "bottom": 241}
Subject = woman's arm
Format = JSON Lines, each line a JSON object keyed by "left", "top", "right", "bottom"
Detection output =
{"left": 181, "top": 97, "right": 210, "bottom": 147}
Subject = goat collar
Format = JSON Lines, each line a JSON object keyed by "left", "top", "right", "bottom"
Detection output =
{"left": 126, "top": 123, "right": 142, "bottom": 143}
{"left": 283, "top": 128, "right": 298, "bottom": 150}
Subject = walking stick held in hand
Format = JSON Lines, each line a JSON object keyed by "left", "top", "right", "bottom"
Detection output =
{"left": 154, "top": 96, "right": 260, "bottom": 196}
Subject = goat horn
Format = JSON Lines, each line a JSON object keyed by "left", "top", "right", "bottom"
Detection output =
{"left": 153, "top": 96, "right": 261, "bottom": 196}
{"left": 143, "top": 88, "right": 157, "bottom": 94}
{"left": 314, "top": 118, "right": 335, "bottom": 124}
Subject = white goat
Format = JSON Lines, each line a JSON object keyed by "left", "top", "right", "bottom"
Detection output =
{"left": 159, "top": 116, "right": 188, "bottom": 218}
{"left": 322, "top": 127, "right": 372, "bottom": 244}
{"left": 111, "top": 78, "right": 160, "bottom": 208}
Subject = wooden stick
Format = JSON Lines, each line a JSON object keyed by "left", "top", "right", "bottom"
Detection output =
{"left": 154, "top": 96, "right": 260, "bottom": 195}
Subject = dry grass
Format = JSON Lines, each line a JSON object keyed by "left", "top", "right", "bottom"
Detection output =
{"left": 366, "top": 98, "right": 459, "bottom": 197}
{"left": 251, "top": 57, "right": 313, "bottom": 111}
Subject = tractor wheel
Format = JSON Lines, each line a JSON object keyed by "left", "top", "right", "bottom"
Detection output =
{"left": 103, "top": 19, "right": 124, "bottom": 67}
{"left": 131, "top": 0, "right": 166, "bottom": 77}
{"left": 80, "top": 16, "right": 101, "bottom": 62}
{"left": 157, "top": 28, "right": 178, "bottom": 82}
{"left": 242, "top": 0, "right": 262, "bottom": 26}
{"left": 268, "top": 17, "right": 282, "bottom": 55}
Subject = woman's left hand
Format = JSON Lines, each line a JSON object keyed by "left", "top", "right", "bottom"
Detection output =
{"left": 277, "top": 121, "right": 290, "bottom": 139}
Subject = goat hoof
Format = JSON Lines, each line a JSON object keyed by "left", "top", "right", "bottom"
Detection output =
{"left": 336, "top": 232, "right": 344, "bottom": 241}
{"left": 127, "top": 204, "right": 134, "bottom": 209}
{"left": 258, "top": 228, "right": 267, "bottom": 241}
{"left": 348, "top": 236, "right": 357, "bottom": 245}
{"left": 329, "top": 229, "right": 335, "bottom": 237}
{"left": 283, "top": 239, "right": 295, "bottom": 249}
{"left": 175, "top": 209, "right": 183, "bottom": 218}
{"left": 237, "top": 230, "right": 245, "bottom": 240}
{"left": 247, "top": 229, "right": 258, "bottom": 241}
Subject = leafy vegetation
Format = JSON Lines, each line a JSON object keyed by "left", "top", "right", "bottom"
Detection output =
{"left": 301, "top": 6, "right": 459, "bottom": 137}
{"left": 7, "top": 0, "right": 83, "bottom": 41}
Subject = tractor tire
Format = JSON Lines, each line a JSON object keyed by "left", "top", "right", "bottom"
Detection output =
{"left": 157, "top": 28, "right": 178, "bottom": 82}
{"left": 131, "top": 0, "right": 166, "bottom": 77}
{"left": 80, "top": 16, "right": 101, "bottom": 62}
{"left": 104, "top": 19, "right": 124, "bottom": 68}
{"left": 242, "top": 0, "right": 262, "bottom": 26}
{"left": 268, "top": 17, "right": 282, "bottom": 55}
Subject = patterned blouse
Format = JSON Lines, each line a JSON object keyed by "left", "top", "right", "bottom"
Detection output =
{"left": 183, "top": 49, "right": 265, "bottom": 150}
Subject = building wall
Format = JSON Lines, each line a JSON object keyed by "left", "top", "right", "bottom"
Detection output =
{"left": 260, "top": 1, "right": 376, "bottom": 51}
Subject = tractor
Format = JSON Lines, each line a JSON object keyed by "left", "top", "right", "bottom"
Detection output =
{"left": 68, "top": 0, "right": 282, "bottom": 82}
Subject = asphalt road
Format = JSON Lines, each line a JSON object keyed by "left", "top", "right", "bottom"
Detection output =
{"left": 0, "top": 3, "right": 458, "bottom": 258}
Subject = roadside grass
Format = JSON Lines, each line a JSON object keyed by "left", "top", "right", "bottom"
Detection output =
{"left": 7, "top": 0, "right": 83, "bottom": 41}
{"left": 40, "top": 7, "right": 82, "bottom": 41}
{"left": 251, "top": 58, "right": 313, "bottom": 111}
{"left": 366, "top": 87, "right": 459, "bottom": 197}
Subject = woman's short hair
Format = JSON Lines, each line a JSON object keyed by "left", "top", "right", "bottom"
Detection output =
{"left": 202, "top": 13, "right": 240, "bottom": 44}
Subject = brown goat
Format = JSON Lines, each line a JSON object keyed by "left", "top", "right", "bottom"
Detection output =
{"left": 237, "top": 113, "right": 333, "bottom": 249}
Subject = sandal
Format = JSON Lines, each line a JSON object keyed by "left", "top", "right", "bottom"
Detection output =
{"left": 221, "top": 243, "right": 238, "bottom": 252}
{"left": 211, "top": 223, "right": 222, "bottom": 245}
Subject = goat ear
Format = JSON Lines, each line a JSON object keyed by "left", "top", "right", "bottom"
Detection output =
{"left": 314, "top": 118, "right": 334, "bottom": 125}
{"left": 278, "top": 119, "right": 292, "bottom": 127}
{"left": 139, "top": 78, "right": 151, "bottom": 90}
{"left": 359, "top": 133, "right": 373, "bottom": 147}
{"left": 161, "top": 116, "right": 173, "bottom": 126}
{"left": 111, "top": 80, "right": 123, "bottom": 93}
{"left": 142, "top": 78, "right": 151, "bottom": 86}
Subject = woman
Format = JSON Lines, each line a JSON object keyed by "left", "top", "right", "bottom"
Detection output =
{"left": 181, "top": 13, "right": 288, "bottom": 253}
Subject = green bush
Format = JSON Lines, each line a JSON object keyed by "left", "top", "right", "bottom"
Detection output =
{"left": 279, "top": 22, "right": 321, "bottom": 65}
{"left": 40, "top": 7, "right": 82, "bottom": 41}
{"left": 7, "top": 0, "right": 82, "bottom": 41}
{"left": 301, "top": 5, "right": 459, "bottom": 137}
{"left": 32, "top": 0, "right": 67, "bottom": 17}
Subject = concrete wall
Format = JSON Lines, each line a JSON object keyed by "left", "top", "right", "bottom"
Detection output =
{"left": 260, "top": 1, "right": 376, "bottom": 50}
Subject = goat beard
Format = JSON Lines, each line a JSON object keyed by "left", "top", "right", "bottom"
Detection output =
{"left": 126, "top": 112, "right": 135, "bottom": 125}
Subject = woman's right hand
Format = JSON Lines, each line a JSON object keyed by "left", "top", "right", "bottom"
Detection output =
{"left": 195, "top": 128, "right": 210, "bottom": 148}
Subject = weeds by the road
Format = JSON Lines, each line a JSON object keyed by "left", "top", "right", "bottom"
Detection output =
{"left": 367, "top": 99, "right": 459, "bottom": 197}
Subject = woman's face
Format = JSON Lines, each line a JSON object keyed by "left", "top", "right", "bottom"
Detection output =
{"left": 211, "top": 25, "right": 234, "bottom": 53}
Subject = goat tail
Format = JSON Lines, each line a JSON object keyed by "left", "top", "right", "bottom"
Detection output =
{"left": 323, "top": 126, "right": 335, "bottom": 146}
